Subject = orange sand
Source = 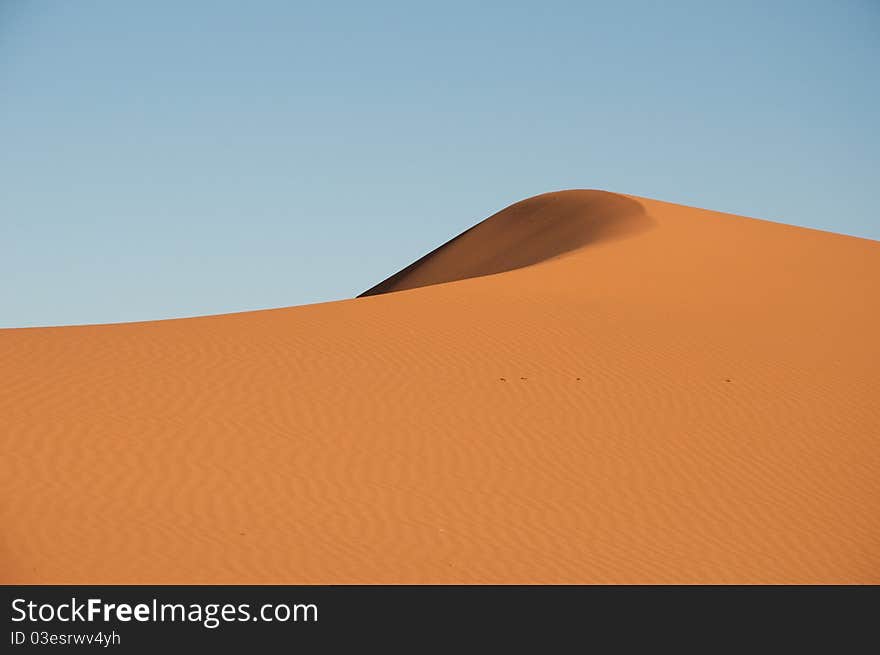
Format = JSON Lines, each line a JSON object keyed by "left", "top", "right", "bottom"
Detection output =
{"left": 2, "top": 190, "right": 878, "bottom": 584}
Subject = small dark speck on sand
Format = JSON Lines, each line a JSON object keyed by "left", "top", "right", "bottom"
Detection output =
{"left": 499, "top": 378, "right": 506, "bottom": 382}
{"left": 725, "top": 379, "right": 732, "bottom": 382}
{"left": 520, "top": 377, "right": 527, "bottom": 380}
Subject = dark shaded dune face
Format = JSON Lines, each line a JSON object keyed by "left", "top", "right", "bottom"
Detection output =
{"left": 360, "top": 190, "right": 653, "bottom": 296}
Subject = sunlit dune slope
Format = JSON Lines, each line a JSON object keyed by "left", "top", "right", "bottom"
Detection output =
{"left": 2, "top": 190, "right": 878, "bottom": 583}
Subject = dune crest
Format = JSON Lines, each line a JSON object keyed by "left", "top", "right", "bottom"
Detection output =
{"left": 360, "top": 190, "right": 652, "bottom": 296}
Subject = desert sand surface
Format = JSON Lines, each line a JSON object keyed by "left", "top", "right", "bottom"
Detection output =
{"left": 2, "top": 190, "right": 878, "bottom": 584}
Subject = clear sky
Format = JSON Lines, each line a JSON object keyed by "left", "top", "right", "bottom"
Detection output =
{"left": 2, "top": 1, "right": 878, "bottom": 327}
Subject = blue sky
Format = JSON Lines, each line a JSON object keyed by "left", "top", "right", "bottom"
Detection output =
{"left": 2, "top": 1, "right": 878, "bottom": 327}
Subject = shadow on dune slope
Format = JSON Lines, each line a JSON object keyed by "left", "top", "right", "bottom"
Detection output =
{"left": 359, "top": 190, "right": 654, "bottom": 297}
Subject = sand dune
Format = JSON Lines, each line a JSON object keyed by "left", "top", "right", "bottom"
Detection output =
{"left": 2, "top": 190, "right": 878, "bottom": 583}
